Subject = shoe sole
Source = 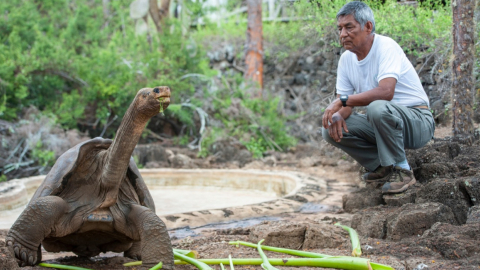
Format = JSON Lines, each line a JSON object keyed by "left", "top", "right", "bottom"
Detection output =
{"left": 382, "top": 178, "right": 416, "bottom": 194}
{"left": 364, "top": 174, "right": 392, "bottom": 183}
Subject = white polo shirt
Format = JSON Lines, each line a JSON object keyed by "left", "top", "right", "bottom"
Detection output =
{"left": 336, "top": 34, "right": 429, "bottom": 107}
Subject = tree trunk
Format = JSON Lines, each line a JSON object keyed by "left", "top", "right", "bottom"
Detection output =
{"left": 102, "top": 0, "right": 110, "bottom": 18}
{"left": 245, "top": 0, "right": 264, "bottom": 97}
{"left": 451, "top": 0, "right": 476, "bottom": 137}
{"left": 149, "top": 0, "right": 171, "bottom": 33}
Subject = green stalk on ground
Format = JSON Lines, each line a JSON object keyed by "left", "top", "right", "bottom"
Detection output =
{"left": 38, "top": 263, "right": 93, "bottom": 270}
{"left": 174, "top": 248, "right": 198, "bottom": 258}
{"left": 256, "top": 239, "right": 279, "bottom": 270}
{"left": 230, "top": 240, "right": 330, "bottom": 258}
{"left": 174, "top": 257, "right": 374, "bottom": 270}
{"left": 229, "top": 254, "right": 235, "bottom": 270}
{"left": 229, "top": 240, "right": 393, "bottom": 270}
{"left": 335, "top": 223, "right": 362, "bottom": 257}
{"left": 124, "top": 248, "right": 198, "bottom": 267}
{"left": 149, "top": 262, "right": 163, "bottom": 270}
{"left": 174, "top": 250, "right": 214, "bottom": 270}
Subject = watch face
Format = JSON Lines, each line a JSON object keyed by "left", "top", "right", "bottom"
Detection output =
{"left": 341, "top": 95, "right": 347, "bottom": 100}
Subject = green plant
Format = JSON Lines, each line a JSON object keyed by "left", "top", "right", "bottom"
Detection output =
{"left": 174, "top": 251, "right": 213, "bottom": 270}
{"left": 0, "top": 0, "right": 210, "bottom": 137}
{"left": 229, "top": 240, "right": 393, "bottom": 270}
{"left": 173, "top": 135, "right": 191, "bottom": 146}
{"left": 38, "top": 262, "right": 93, "bottom": 270}
{"left": 174, "top": 257, "right": 387, "bottom": 270}
{"left": 245, "top": 138, "right": 267, "bottom": 159}
{"left": 0, "top": 174, "right": 6, "bottom": 182}
{"left": 199, "top": 85, "right": 297, "bottom": 158}
{"left": 335, "top": 223, "right": 362, "bottom": 257}
{"left": 31, "top": 141, "right": 55, "bottom": 167}
{"left": 256, "top": 239, "right": 279, "bottom": 270}
{"left": 132, "top": 155, "right": 144, "bottom": 169}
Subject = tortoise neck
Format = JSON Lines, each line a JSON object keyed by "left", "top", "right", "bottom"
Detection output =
{"left": 102, "top": 102, "right": 148, "bottom": 192}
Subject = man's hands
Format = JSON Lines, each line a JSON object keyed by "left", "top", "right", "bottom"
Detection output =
{"left": 322, "top": 99, "right": 343, "bottom": 128}
{"left": 322, "top": 99, "right": 349, "bottom": 142}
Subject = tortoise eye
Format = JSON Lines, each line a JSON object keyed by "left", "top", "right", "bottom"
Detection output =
{"left": 153, "top": 88, "right": 160, "bottom": 93}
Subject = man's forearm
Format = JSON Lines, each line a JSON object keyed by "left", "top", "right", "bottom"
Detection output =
{"left": 342, "top": 77, "right": 396, "bottom": 107}
{"left": 345, "top": 87, "right": 393, "bottom": 107}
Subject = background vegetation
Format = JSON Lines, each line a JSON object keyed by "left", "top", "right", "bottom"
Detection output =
{"left": 0, "top": 0, "right": 472, "bottom": 179}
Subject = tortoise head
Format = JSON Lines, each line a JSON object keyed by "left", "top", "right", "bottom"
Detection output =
{"left": 134, "top": 86, "right": 171, "bottom": 118}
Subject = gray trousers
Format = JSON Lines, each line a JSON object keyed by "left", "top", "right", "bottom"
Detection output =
{"left": 322, "top": 100, "right": 435, "bottom": 171}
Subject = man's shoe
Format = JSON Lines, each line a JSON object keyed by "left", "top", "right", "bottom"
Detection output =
{"left": 362, "top": 165, "right": 394, "bottom": 183}
{"left": 381, "top": 166, "right": 416, "bottom": 194}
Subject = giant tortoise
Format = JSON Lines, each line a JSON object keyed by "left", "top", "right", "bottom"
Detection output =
{"left": 6, "top": 86, "right": 174, "bottom": 269}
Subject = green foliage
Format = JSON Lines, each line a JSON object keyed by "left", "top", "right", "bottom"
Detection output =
{"left": 0, "top": 0, "right": 209, "bottom": 134}
{"left": 198, "top": 128, "right": 222, "bottom": 158}
{"left": 372, "top": 0, "right": 451, "bottom": 54}
{"left": 0, "top": 174, "right": 6, "bottom": 182}
{"left": 31, "top": 141, "right": 55, "bottom": 167}
{"left": 132, "top": 155, "right": 144, "bottom": 169}
{"left": 167, "top": 104, "right": 195, "bottom": 127}
{"left": 292, "top": 0, "right": 452, "bottom": 53}
{"left": 173, "top": 135, "right": 191, "bottom": 146}
{"left": 199, "top": 83, "right": 297, "bottom": 158}
{"left": 193, "top": 0, "right": 451, "bottom": 69}
{"left": 245, "top": 138, "right": 267, "bottom": 159}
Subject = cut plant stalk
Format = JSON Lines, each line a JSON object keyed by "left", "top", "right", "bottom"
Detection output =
{"left": 229, "top": 240, "right": 393, "bottom": 270}
{"left": 230, "top": 240, "right": 330, "bottom": 258}
{"left": 124, "top": 261, "right": 142, "bottom": 267}
{"left": 229, "top": 254, "right": 235, "bottom": 270}
{"left": 174, "top": 248, "right": 198, "bottom": 258}
{"left": 123, "top": 248, "right": 197, "bottom": 267}
{"left": 38, "top": 263, "right": 93, "bottom": 270}
{"left": 149, "top": 262, "right": 163, "bottom": 270}
{"left": 220, "top": 262, "right": 226, "bottom": 270}
{"left": 335, "top": 223, "right": 362, "bottom": 257}
{"left": 174, "top": 257, "right": 374, "bottom": 270}
{"left": 257, "top": 239, "right": 280, "bottom": 270}
{"left": 174, "top": 250, "right": 213, "bottom": 270}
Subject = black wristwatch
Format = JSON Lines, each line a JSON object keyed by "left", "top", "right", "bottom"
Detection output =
{"left": 340, "top": 95, "right": 348, "bottom": 107}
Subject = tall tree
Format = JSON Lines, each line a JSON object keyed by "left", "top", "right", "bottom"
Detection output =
{"left": 451, "top": 0, "right": 476, "bottom": 137}
{"left": 245, "top": 0, "right": 264, "bottom": 97}
{"left": 149, "top": 0, "right": 171, "bottom": 33}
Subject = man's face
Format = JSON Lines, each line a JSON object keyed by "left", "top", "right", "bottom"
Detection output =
{"left": 337, "top": 14, "right": 371, "bottom": 53}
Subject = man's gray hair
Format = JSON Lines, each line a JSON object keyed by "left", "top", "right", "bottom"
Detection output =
{"left": 336, "top": 1, "right": 376, "bottom": 34}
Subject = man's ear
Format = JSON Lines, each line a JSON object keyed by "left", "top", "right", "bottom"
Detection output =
{"left": 365, "top": 21, "right": 373, "bottom": 34}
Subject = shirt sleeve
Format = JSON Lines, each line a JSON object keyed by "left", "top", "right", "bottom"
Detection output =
{"left": 377, "top": 42, "right": 403, "bottom": 82}
{"left": 336, "top": 53, "right": 355, "bottom": 95}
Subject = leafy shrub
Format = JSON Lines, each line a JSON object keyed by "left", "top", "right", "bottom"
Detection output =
{"left": 31, "top": 141, "right": 56, "bottom": 167}
{"left": 198, "top": 82, "right": 297, "bottom": 158}
{"left": 0, "top": 0, "right": 209, "bottom": 137}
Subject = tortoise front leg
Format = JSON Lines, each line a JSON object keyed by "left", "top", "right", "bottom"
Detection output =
{"left": 6, "top": 196, "right": 68, "bottom": 266}
{"left": 126, "top": 204, "right": 174, "bottom": 270}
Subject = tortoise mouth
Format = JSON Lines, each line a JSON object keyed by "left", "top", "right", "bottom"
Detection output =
{"left": 158, "top": 96, "right": 170, "bottom": 111}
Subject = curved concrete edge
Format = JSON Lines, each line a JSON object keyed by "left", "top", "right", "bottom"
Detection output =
{"left": 156, "top": 170, "right": 328, "bottom": 229}
{"left": 0, "top": 176, "right": 44, "bottom": 211}
{"left": 0, "top": 170, "right": 328, "bottom": 230}
{"left": 139, "top": 168, "right": 302, "bottom": 197}
{"left": 0, "top": 182, "right": 28, "bottom": 211}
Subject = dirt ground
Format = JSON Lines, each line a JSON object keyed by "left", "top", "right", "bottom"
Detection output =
{"left": 1, "top": 126, "right": 480, "bottom": 270}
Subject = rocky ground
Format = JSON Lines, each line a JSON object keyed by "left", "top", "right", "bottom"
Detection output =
{"left": 1, "top": 126, "right": 480, "bottom": 270}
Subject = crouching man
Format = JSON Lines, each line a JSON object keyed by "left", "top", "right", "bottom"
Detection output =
{"left": 321, "top": 1, "right": 435, "bottom": 194}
